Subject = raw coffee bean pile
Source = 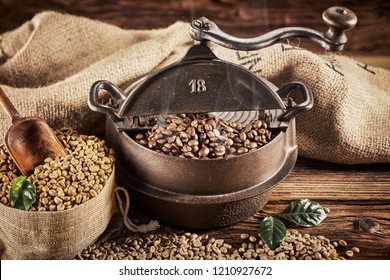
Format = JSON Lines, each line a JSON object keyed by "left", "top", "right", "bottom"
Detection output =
{"left": 134, "top": 113, "right": 274, "bottom": 159}
{"left": 75, "top": 228, "right": 359, "bottom": 260}
{"left": 0, "top": 128, "right": 115, "bottom": 211}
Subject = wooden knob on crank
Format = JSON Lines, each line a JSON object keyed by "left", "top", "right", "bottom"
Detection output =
{"left": 322, "top": 6, "right": 358, "bottom": 50}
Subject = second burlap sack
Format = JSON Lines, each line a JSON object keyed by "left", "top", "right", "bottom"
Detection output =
{"left": 0, "top": 12, "right": 389, "bottom": 164}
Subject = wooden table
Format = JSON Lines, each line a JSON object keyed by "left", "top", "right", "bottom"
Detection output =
{"left": 210, "top": 158, "right": 390, "bottom": 260}
{"left": 0, "top": 0, "right": 389, "bottom": 260}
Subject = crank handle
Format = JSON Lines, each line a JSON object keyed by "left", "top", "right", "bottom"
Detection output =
{"left": 190, "top": 6, "right": 357, "bottom": 51}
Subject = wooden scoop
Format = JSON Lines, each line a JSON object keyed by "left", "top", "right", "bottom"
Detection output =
{"left": 0, "top": 87, "right": 67, "bottom": 175}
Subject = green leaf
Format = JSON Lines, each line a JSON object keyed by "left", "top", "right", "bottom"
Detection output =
{"left": 9, "top": 176, "right": 36, "bottom": 210}
{"left": 259, "top": 216, "right": 286, "bottom": 250}
{"left": 278, "top": 199, "right": 327, "bottom": 227}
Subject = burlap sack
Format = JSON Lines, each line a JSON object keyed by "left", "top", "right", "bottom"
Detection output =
{"left": 0, "top": 169, "right": 116, "bottom": 259}
{"left": 0, "top": 12, "right": 389, "bottom": 164}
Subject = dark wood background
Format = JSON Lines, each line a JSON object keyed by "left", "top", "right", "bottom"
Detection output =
{"left": 0, "top": 0, "right": 389, "bottom": 58}
{"left": 0, "top": 0, "right": 389, "bottom": 260}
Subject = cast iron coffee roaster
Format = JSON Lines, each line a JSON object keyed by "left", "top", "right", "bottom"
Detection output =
{"left": 88, "top": 7, "right": 357, "bottom": 228}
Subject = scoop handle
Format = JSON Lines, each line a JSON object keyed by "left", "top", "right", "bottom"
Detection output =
{"left": 0, "top": 87, "right": 21, "bottom": 123}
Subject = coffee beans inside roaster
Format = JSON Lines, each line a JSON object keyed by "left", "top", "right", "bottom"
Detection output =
{"left": 133, "top": 113, "right": 275, "bottom": 159}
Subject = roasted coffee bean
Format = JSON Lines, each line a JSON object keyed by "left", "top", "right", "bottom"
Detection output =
{"left": 198, "top": 146, "right": 210, "bottom": 158}
{"left": 237, "top": 147, "right": 249, "bottom": 155}
{"left": 247, "top": 142, "right": 258, "bottom": 149}
{"left": 135, "top": 133, "right": 144, "bottom": 140}
{"left": 133, "top": 113, "right": 274, "bottom": 159}
{"left": 253, "top": 120, "right": 263, "bottom": 129}
{"left": 188, "top": 140, "right": 199, "bottom": 147}
{"left": 162, "top": 129, "right": 173, "bottom": 136}
{"left": 182, "top": 145, "right": 192, "bottom": 153}
{"left": 186, "top": 127, "right": 196, "bottom": 137}
{"left": 214, "top": 145, "right": 226, "bottom": 157}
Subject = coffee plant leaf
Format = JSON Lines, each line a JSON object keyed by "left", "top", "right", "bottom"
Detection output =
{"left": 259, "top": 216, "right": 286, "bottom": 250}
{"left": 9, "top": 176, "right": 36, "bottom": 211}
{"left": 278, "top": 199, "right": 327, "bottom": 227}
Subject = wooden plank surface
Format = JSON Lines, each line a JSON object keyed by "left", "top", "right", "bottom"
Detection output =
{"left": 184, "top": 158, "right": 390, "bottom": 260}
{"left": 1, "top": 0, "right": 389, "bottom": 260}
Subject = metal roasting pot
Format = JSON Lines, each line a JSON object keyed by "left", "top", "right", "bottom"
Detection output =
{"left": 88, "top": 7, "right": 357, "bottom": 228}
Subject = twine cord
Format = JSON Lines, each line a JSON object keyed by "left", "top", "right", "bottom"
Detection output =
{"left": 115, "top": 186, "right": 160, "bottom": 233}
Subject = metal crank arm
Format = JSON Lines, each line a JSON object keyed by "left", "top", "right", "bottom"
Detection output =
{"left": 190, "top": 6, "right": 357, "bottom": 51}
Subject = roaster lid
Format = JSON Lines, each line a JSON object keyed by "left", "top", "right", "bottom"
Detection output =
{"left": 89, "top": 42, "right": 313, "bottom": 129}
{"left": 118, "top": 44, "right": 286, "bottom": 117}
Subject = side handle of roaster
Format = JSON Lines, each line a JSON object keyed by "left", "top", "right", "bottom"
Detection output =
{"left": 276, "top": 81, "right": 314, "bottom": 123}
{"left": 88, "top": 80, "right": 127, "bottom": 121}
